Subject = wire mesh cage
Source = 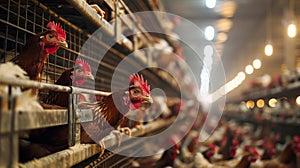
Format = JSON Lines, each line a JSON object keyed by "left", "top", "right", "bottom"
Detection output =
{"left": 0, "top": 0, "right": 84, "bottom": 83}
{"left": 0, "top": 0, "right": 181, "bottom": 95}
{"left": 0, "top": 0, "right": 184, "bottom": 167}
{"left": 0, "top": 0, "right": 128, "bottom": 96}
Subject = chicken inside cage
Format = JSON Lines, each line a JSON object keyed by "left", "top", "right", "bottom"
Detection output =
{"left": 1, "top": 0, "right": 300, "bottom": 168}
{"left": 0, "top": 0, "right": 187, "bottom": 166}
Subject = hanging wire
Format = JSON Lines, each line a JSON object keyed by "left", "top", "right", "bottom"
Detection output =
{"left": 289, "top": 0, "right": 295, "bottom": 17}
{"left": 266, "top": 0, "right": 272, "bottom": 43}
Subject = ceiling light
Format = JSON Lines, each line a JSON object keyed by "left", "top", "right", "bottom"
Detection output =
{"left": 217, "top": 1, "right": 237, "bottom": 18}
{"left": 216, "top": 18, "right": 233, "bottom": 32}
{"left": 268, "top": 98, "right": 277, "bottom": 107}
{"left": 245, "top": 65, "right": 254, "bottom": 74}
{"left": 296, "top": 96, "right": 300, "bottom": 106}
{"left": 205, "top": 0, "right": 216, "bottom": 8}
{"left": 264, "top": 43, "right": 273, "bottom": 56}
{"left": 256, "top": 99, "right": 265, "bottom": 108}
{"left": 205, "top": 26, "right": 215, "bottom": 41}
{"left": 216, "top": 32, "right": 228, "bottom": 43}
{"left": 252, "top": 59, "right": 262, "bottom": 69}
{"left": 287, "top": 23, "right": 297, "bottom": 38}
{"left": 204, "top": 45, "right": 214, "bottom": 56}
{"left": 246, "top": 100, "right": 255, "bottom": 109}
{"left": 237, "top": 71, "right": 246, "bottom": 81}
{"left": 215, "top": 43, "right": 223, "bottom": 50}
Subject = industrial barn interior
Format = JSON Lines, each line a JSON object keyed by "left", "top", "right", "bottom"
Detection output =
{"left": 1, "top": 0, "right": 300, "bottom": 167}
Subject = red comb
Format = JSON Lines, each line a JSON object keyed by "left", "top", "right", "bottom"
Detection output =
{"left": 193, "top": 136, "right": 199, "bottom": 142}
{"left": 129, "top": 73, "right": 150, "bottom": 94}
{"left": 243, "top": 145, "right": 250, "bottom": 151}
{"left": 232, "top": 139, "right": 239, "bottom": 147}
{"left": 174, "top": 143, "right": 179, "bottom": 150}
{"left": 208, "top": 143, "right": 216, "bottom": 150}
{"left": 75, "top": 59, "right": 91, "bottom": 73}
{"left": 294, "top": 136, "right": 300, "bottom": 143}
{"left": 46, "top": 21, "right": 66, "bottom": 40}
{"left": 248, "top": 147, "right": 259, "bottom": 157}
{"left": 247, "top": 147, "right": 259, "bottom": 163}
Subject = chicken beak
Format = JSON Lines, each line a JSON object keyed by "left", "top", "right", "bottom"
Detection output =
{"left": 141, "top": 95, "right": 153, "bottom": 108}
{"left": 86, "top": 73, "right": 94, "bottom": 80}
{"left": 58, "top": 40, "right": 68, "bottom": 48}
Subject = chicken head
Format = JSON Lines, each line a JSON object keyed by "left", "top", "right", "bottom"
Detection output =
{"left": 71, "top": 59, "right": 94, "bottom": 86}
{"left": 126, "top": 74, "right": 153, "bottom": 110}
{"left": 39, "top": 21, "right": 68, "bottom": 54}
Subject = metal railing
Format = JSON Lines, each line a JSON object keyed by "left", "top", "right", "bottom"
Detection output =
{"left": 0, "top": 0, "right": 181, "bottom": 167}
{"left": 0, "top": 74, "right": 175, "bottom": 168}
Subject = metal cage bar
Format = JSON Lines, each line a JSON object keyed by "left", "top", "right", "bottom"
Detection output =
{"left": 18, "top": 118, "right": 175, "bottom": 168}
{"left": 0, "top": 0, "right": 182, "bottom": 167}
{"left": 0, "top": 0, "right": 87, "bottom": 85}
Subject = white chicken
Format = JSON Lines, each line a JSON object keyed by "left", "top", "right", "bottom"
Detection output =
{"left": 0, "top": 62, "right": 43, "bottom": 112}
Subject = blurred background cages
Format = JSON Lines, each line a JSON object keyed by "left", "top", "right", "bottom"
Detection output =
{"left": 0, "top": 0, "right": 181, "bottom": 99}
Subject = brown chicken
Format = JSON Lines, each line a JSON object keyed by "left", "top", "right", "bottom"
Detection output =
{"left": 251, "top": 136, "right": 300, "bottom": 168}
{"left": 19, "top": 73, "right": 152, "bottom": 161}
{"left": 131, "top": 141, "right": 180, "bottom": 168}
{"left": 181, "top": 132, "right": 216, "bottom": 164}
{"left": 201, "top": 143, "right": 217, "bottom": 162}
{"left": 195, "top": 146, "right": 259, "bottom": 168}
{"left": 11, "top": 21, "right": 67, "bottom": 82}
{"left": 79, "top": 73, "right": 153, "bottom": 155}
{"left": 24, "top": 59, "right": 94, "bottom": 158}
{"left": 43, "top": 59, "right": 94, "bottom": 108}
{"left": 217, "top": 126, "right": 239, "bottom": 161}
{"left": 260, "top": 135, "right": 279, "bottom": 160}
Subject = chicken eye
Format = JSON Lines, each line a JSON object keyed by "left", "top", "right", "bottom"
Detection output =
{"left": 47, "top": 34, "right": 57, "bottom": 40}
{"left": 132, "top": 89, "right": 141, "bottom": 95}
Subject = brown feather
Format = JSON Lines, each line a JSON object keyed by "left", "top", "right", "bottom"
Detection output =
{"left": 11, "top": 31, "right": 52, "bottom": 82}
{"left": 43, "top": 68, "right": 73, "bottom": 107}
{"left": 79, "top": 88, "right": 130, "bottom": 143}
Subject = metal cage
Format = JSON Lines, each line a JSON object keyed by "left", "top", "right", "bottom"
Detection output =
{"left": 0, "top": 0, "right": 183, "bottom": 167}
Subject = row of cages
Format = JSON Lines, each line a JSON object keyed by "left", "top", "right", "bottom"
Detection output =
{"left": 0, "top": 0, "right": 203, "bottom": 167}
{"left": 0, "top": 0, "right": 189, "bottom": 93}
{"left": 224, "top": 100, "right": 300, "bottom": 120}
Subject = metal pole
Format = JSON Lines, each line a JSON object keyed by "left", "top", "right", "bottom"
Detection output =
{"left": 0, "top": 77, "right": 111, "bottom": 96}
{"left": 7, "top": 86, "right": 18, "bottom": 168}
{"left": 114, "top": 0, "right": 121, "bottom": 43}
{"left": 68, "top": 93, "right": 75, "bottom": 147}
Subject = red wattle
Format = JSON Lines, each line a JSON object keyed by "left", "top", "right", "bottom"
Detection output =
{"left": 45, "top": 45, "right": 59, "bottom": 54}
{"left": 75, "top": 79, "right": 87, "bottom": 86}
{"left": 129, "top": 102, "right": 142, "bottom": 110}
